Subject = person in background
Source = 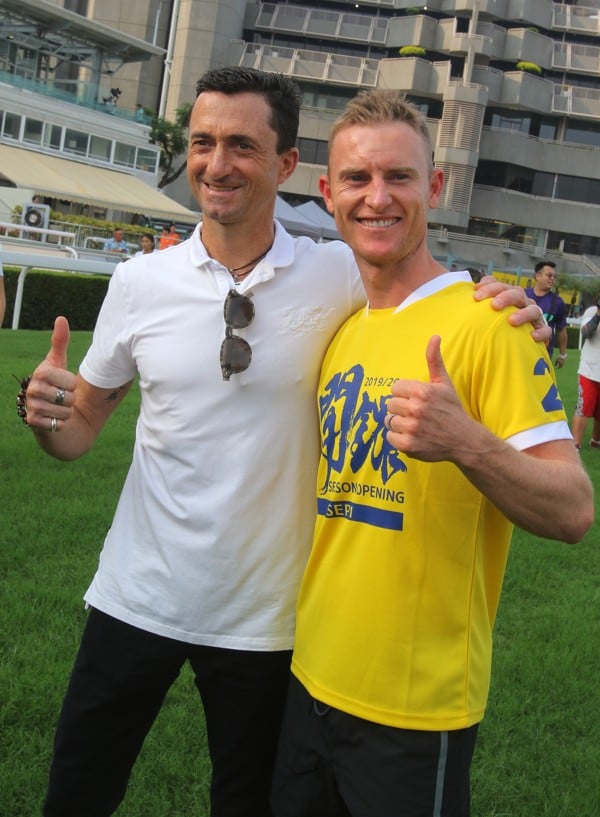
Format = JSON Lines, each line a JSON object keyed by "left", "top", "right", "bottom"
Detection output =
{"left": 572, "top": 299, "right": 600, "bottom": 450}
{"left": 525, "top": 260, "right": 568, "bottom": 367}
{"left": 135, "top": 233, "right": 156, "bottom": 256}
{"left": 103, "top": 227, "right": 129, "bottom": 254}
{"left": 18, "top": 67, "right": 550, "bottom": 817}
{"left": 271, "top": 89, "right": 593, "bottom": 817}
{"left": 159, "top": 222, "right": 180, "bottom": 250}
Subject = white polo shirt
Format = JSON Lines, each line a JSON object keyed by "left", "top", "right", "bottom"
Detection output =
{"left": 80, "top": 221, "right": 365, "bottom": 649}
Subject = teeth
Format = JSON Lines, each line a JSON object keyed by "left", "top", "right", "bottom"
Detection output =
{"left": 360, "top": 218, "right": 396, "bottom": 227}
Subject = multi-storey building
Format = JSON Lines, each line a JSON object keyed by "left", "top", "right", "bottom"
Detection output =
{"left": 6, "top": 1, "right": 600, "bottom": 277}
{"left": 0, "top": 0, "right": 197, "bottom": 225}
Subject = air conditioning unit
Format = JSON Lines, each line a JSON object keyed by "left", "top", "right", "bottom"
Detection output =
{"left": 22, "top": 203, "right": 51, "bottom": 232}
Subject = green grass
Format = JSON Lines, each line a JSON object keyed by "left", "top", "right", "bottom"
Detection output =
{"left": 0, "top": 331, "right": 598, "bottom": 816}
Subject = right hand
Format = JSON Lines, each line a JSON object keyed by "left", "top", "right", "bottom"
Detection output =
{"left": 24, "top": 316, "right": 77, "bottom": 433}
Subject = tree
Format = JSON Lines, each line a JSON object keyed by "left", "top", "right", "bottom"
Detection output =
{"left": 148, "top": 103, "right": 193, "bottom": 189}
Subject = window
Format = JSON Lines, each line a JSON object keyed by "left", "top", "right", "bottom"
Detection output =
{"left": 64, "top": 128, "right": 89, "bottom": 156}
{"left": 23, "top": 117, "right": 43, "bottom": 145}
{"left": 114, "top": 142, "right": 135, "bottom": 167}
{"left": 135, "top": 147, "right": 159, "bottom": 173}
{"left": 89, "top": 134, "right": 111, "bottom": 161}
{"left": 43, "top": 124, "right": 62, "bottom": 150}
{"left": 297, "top": 138, "right": 328, "bottom": 165}
{"left": 3, "top": 112, "right": 22, "bottom": 139}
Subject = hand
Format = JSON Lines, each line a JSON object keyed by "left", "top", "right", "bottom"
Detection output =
{"left": 24, "top": 316, "right": 76, "bottom": 433}
{"left": 473, "top": 277, "right": 551, "bottom": 344}
{"left": 554, "top": 354, "right": 567, "bottom": 369}
{"left": 384, "top": 336, "right": 476, "bottom": 463}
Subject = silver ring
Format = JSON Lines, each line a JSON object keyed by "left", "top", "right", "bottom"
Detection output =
{"left": 55, "top": 387, "right": 66, "bottom": 405}
{"left": 50, "top": 416, "right": 57, "bottom": 433}
{"left": 385, "top": 413, "right": 394, "bottom": 431}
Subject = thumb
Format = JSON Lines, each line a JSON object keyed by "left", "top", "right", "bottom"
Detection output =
{"left": 425, "top": 335, "right": 450, "bottom": 384}
{"left": 47, "top": 316, "right": 70, "bottom": 370}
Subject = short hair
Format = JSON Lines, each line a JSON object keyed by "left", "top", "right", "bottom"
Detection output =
{"left": 534, "top": 260, "right": 556, "bottom": 274}
{"left": 140, "top": 232, "right": 155, "bottom": 242}
{"left": 195, "top": 66, "right": 301, "bottom": 154}
{"left": 328, "top": 89, "right": 434, "bottom": 170}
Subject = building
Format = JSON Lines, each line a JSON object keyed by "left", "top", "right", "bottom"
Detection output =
{"left": 0, "top": 0, "right": 198, "bottom": 227}
{"left": 11, "top": 1, "right": 599, "bottom": 278}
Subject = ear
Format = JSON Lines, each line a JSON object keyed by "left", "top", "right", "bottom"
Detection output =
{"left": 318, "top": 174, "right": 334, "bottom": 215}
{"left": 278, "top": 147, "right": 299, "bottom": 184}
{"left": 428, "top": 168, "right": 444, "bottom": 209}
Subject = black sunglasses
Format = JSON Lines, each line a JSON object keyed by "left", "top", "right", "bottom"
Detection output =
{"left": 220, "top": 289, "right": 255, "bottom": 381}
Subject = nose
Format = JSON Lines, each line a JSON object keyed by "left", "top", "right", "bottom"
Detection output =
{"left": 364, "top": 177, "right": 392, "bottom": 210}
{"left": 206, "top": 143, "right": 231, "bottom": 178}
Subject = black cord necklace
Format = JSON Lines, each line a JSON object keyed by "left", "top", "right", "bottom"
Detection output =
{"left": 228, "top": 241, "right": 274, "bottom": 281}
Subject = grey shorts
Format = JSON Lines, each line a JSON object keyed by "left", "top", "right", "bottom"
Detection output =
{"left": 271, "top": 674, "right": 478, "bottom": 817}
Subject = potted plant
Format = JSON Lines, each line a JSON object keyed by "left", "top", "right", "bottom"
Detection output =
{"left": 516, "top": 61, "right": 542, "bottom": 75}
{"left": 398, "top": 45, "right": 427, "bottom": 58}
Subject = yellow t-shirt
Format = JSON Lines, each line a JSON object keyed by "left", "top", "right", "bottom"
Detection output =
{"left": 292, "top": 278, "right": 567, "bottom": 731}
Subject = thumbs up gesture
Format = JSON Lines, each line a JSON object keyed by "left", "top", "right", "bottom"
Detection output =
{"left": 23, "top": 316, "right": 76, "bottom": 433}
{"left": 384, "top": 336, "right": 473, "bottom": 463}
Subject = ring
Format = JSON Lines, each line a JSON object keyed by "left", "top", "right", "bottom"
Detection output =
{"left": 55, "top": 387, "right": 66, "bottom": 405}
{"left": 50, "top": 417, "right": 57, "bottom": 433}
{"left": 385, "top": 413, "right": 395, "bottom": 431}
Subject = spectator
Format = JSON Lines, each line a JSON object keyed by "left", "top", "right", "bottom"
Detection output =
{"left": 572, "top": 300, "right": 600, "bottom": 450}
{"left": 525, "top": 260, "right": 568, "bottom": 366}
{"left": 159, "top": 222, "right": 180, "bottom": 250}
{"left": 135, "top": 233, "right": 156, "bottom": 256}
{"left": 103, "top": 227, "right": 128, "bottom": 254}
{"left": 271, "top": 89, "right": 593, "bottom": 817}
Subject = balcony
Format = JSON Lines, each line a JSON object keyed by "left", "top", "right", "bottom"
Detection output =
{"left": 500, "top": 70, "right": 554, "bottom": 114}
{"left": 553, "top": 43, "right": 600, "bottom": 78}
{"left": 471, "top": 185, "right": 600, "bottom": 237}
{"left": 503, "top": 28, "right": 553, "bottom": 69}
{"left": 251, "top": 3, "right": 388, "bottom": 46}
{"left": 553, "top": 4, "right": 600, "bottom": 35}
{"left": 553, "top": 85, "right": 600, "bottom": 120}
{"left": 238, "top": 44, "right": 379, "bottom": 88}
{"left": 0, "top": 70, "right": 144, "bottom": 123}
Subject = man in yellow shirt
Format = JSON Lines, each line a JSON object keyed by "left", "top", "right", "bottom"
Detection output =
{"left": 272, "top": 90, "right": 593, "bottom": 817}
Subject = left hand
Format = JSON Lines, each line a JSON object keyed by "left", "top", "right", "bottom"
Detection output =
{"left": 385, "top": 336, "right": 476, "bottom": 463}
{"left": 474, "top": 276, "right": 551, "bottom": 344}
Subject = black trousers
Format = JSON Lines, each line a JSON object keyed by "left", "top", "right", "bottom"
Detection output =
{"left": 272, "top": 675, "right": 478, "bottom": 817}
{"left": 44, "top": 609, "right": 292, "bottom": 817}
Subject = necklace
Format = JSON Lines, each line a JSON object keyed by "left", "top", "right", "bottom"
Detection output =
{"left": 227, "top": 241, "right": 274, "bottom": 282}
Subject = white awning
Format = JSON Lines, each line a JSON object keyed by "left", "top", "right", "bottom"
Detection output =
{"left": 0, "top": 144, "right": 199, "bottom": 222}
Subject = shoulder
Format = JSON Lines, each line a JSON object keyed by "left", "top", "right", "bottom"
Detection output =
{"left": 292, "top": 237, "right": 354, "bottom": 266}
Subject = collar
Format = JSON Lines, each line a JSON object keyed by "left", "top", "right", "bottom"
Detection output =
{"left": 364, "top": 270, "right": 472, "bottom": 316}
{"left": 188, "top": 220, "right": 297, "bottom": 291}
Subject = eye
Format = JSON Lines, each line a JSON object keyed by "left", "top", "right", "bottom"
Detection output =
{"left": 191, "top": 137, "right": 210, "bottom": 151}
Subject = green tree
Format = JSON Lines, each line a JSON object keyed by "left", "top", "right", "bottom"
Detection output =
{"left": 148, "top": 103, "right": 193, "bottom": 189}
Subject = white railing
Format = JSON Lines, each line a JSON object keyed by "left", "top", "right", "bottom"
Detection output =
{"left": 1, "top": 244, "right": 119, "bottom": 329}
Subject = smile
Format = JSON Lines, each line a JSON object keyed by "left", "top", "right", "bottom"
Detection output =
{"left": 358, "top": 218, "right": 399, "bottom": 228}
{"left": 203, "top": 182, "right": 240, "bottom": 192}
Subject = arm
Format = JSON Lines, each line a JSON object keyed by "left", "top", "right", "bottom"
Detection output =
{"left": 23, "top": 316, "right": 133, "bottom": 461}
{"left": 581, "top": 306, "right": 600, "bottom": 341}
{"left": 474, "top": 276, "right": 551, "bottom": 344}
{"left": 385, "top": 336, "right": 594, "bottom": 543}
{"left": 554, "top": 325, "right": 568, "bottom": 368}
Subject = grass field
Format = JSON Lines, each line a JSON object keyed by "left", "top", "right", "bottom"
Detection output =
{"left": 1, "top": 328, "right": 598, "bottom": 817}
